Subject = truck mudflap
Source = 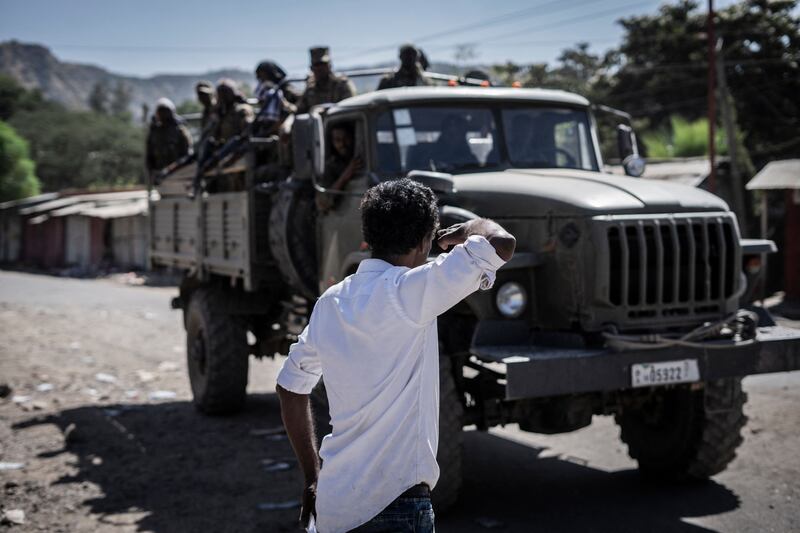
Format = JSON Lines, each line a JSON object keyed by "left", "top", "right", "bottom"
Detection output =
{"left": 470, "top": 321, "right": 800, "bottom": 400}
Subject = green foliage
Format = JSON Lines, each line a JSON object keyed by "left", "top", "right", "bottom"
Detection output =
{"left": 1, "top": 76, "right": 145, "bottom": 192}
{"left": 0, "top": 121, "right": 40, "bottom": 202}
{"left": 0, "top": 74, "right": 50, "bottom": 120}
{"left": 109, "top": 81, "right": 132, "bottom": 118}
{"left": 10, "top": 108, "right": 145, "bottom": 191}
{"left": 643, "top": 117, "right": 727, "bottom": 158}
{"left": 88, "top": 81, "right": 110, "bottom": 114}
{"left": 176, "top": 99, "right": 202, "bottom": 115}
{"left": 605, "top": 0, "right": 800, "bottom": 161}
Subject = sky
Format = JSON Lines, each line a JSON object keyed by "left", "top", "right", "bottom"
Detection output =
{"left": 0, "top": 0, "right": 744, "bottom": 78}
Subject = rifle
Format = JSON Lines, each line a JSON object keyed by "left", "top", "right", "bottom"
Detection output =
{"left": 154, "top": 113, "right": 218, "bottom": 185}
{"left": 190, "top": 81, "right": 287, "bottom": 198}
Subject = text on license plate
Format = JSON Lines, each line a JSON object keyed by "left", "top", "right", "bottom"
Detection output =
{"left": 631, "top": 359, "right": 700, "bottom": 388}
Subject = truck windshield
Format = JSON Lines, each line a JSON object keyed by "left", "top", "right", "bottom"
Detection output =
{"left": 375, "top": 105, "right": 598, "bottom": 174}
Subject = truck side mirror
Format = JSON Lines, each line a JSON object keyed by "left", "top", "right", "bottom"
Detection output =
{"left": 311, "top": 111, "right": 325, "bottom": 179}
{"left": 616, "top": 124, "right": 645, "bottom": 177}
{"left": 291, "top": 114, "right": 313, "bottom": 180}
{"left": 290, "top": 111, "right": 326, "bottom": 181}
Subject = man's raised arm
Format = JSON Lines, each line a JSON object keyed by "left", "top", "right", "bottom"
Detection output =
{"left": 437, "top": 218, "right": 516, "bottom": 261}
{"left": 395, "top": 218, "right": 516, "bottom": 325}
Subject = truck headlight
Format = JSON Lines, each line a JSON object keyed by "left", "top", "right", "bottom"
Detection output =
{"left": 496, "top": 282, "right": 527, "bottom": 318}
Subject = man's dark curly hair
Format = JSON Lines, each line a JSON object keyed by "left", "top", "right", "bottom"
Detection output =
{"left": 361, "top": 178, "right": 439, "bottom": 257}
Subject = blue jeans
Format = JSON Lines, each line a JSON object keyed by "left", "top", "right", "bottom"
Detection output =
{"left": 349, "top": 497, "right": 435, "bottom": 532}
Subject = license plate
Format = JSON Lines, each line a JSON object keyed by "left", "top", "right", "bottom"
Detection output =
{"left": 631, "top": 359, "right": 700, "bottom": 388}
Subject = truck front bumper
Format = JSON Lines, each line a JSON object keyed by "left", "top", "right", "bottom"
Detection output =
{"left": 470, "top": 321, "right": 800, "bottom": 400}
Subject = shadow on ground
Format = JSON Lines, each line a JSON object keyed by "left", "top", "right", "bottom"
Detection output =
{"left": 441, "top": 431, "right": 740, "bottom": 533}
{"left": 14, "top": 394, "right": 301, "bottom": 533}
{"left": 15, "top": 399, "right": 740, "bottom": 533}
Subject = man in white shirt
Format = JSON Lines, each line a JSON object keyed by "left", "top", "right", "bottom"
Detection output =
{"left": 277, "top": 178, "right": 515, "bottom": 532}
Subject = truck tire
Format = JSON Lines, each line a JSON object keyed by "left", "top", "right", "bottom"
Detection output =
{"left": 616, "top": 378, "right": 748, "bottom": 480}
{"left": 185, "top": 288, "right": 249, "bottom": 414}
{"left": 433, "top": 355, "right": 464, "bottom": 512}
{"left": 268, "top": 182, "right": 318, "bottom": 300}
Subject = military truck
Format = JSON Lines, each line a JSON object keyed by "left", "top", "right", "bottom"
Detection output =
{"left": 149, "top": 85, "right": 800, "bottom": 509}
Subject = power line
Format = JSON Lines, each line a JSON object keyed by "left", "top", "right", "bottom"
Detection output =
{"left": 335, "top": 0, "right": 610, "bottom": 63}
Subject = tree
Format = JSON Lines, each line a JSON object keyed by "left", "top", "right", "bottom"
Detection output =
{"left": 0, "top": 74, "right": 49, "bottom": 120}
{"left": 10, "top": 107, "right": 145, "bottom": 191}
{"left": 454, "top": 44, "right": 478, "bottom": 71}
{"left": 88, "top": 81, "right": 110, "bottom": 114}
{"left": 606, "top": 0, "right": 800, "bottom": 161}
{"left": 0, "top": 121, "right": 40, "bottom": 202}
{"left": 110, "top": 81, "right": 132, "bottom": 118}
{"left": 491, "top": 61, "right": 523, "bottom": 86}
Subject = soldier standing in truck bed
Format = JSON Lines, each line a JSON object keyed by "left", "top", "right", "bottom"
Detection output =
{"left": 145, "top": 97, "right": 193, "bottom": 175}
{"left": 195, "top": 80, "right": 217, "bottom": 133}
{"left": 377, "top": 44, "right": 432, "bottom": 90}
{"left": 296, "top": 46, "right": 356, "bottom": 114}
{"left": 213, "top": 78, "right": 254, "bottom": 144}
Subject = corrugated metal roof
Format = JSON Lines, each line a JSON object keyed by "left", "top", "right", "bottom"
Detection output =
{"left": 19, "top": 190, "right": 148, "bottom": 215}
{"left": 746, "top": 159, "right": 800, "bottom": 190}
{"left": 0, "top": 192, "right": 59, "bottom": 211}
{"left": 80, "top": 199, "right": 148, "bottom": 219}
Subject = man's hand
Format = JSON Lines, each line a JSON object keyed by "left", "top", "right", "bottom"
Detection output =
{"left": 436, "top": 218, "right": 516, "bottom": 261}
{"left": 300, "top": 482, "right": 317, "bottom": 529}
{"left": 276, "top": 385, "right": 321, "bottom": 529}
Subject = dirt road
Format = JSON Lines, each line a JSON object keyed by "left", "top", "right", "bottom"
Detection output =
{"left": 1, "top": 270, "right": 798, "bottom": 532}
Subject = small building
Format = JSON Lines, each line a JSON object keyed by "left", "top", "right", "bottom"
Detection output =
{"left": 1, "top": 189, "right": 152, "bottom": 271}
{"left": 746, "top": 159, "right": 800, "bottom": 312}
{"left": 0, "top": 193, "right": 59, "bottom": 263}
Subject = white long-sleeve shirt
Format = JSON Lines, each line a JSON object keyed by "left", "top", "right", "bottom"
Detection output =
{"left": 276, "top": 235, "right": 506, "bottom": 533}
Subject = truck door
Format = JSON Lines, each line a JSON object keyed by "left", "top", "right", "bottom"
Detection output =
{"left": 315, "top": 115, "right": 371, "bottom": 293}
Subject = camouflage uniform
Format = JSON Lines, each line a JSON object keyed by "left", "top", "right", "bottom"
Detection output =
{"left": 297, "top": 47, "right": 356, "bottom": 113}
{"left": 213, "top": 79, "right": 254, "bottom": 144}
{"left": 195, "top": 81, "right": 217, "bottom": 133}
{"left": 145, "top": 99, "right": 192, "bottom": 172}
{"left": 377, "top": 65, "right": 432, "bottom": 90}
{"left": 214, "top": 104, "right": 253, "bottom": 143}
{"left": 377, "top": 44, "right": 432, "bottom": 90}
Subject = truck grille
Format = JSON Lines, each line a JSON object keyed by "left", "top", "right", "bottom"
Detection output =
{"left": 604, "top": 215, "right": 739, "bottom": 318}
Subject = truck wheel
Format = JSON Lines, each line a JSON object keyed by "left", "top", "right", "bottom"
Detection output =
{"left": 433, "top": 356, "right": 464, "bottom": 512}
{"left": 185, "top": 288, "right": 249, "bottom": 414}
{"left": 616, "top": 378, "right": 748, "bottom": 480}
{"left": 268, "top": 183, "right": 318, "bottom": 300}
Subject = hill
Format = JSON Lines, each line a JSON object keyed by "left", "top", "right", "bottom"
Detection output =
{"left": 0, "top": 40, "right": 486, "bottom": 118}
{"left": 0, "top": 40, "right": 252, "bottom": 117}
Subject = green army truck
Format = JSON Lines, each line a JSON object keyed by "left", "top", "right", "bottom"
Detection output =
{"left": 149, "top": 85, "right": 800, "bottom": 509}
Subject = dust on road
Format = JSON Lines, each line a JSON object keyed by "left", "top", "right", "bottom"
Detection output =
{"left": 1, "top": 270, "right": 798, "bottom": 533}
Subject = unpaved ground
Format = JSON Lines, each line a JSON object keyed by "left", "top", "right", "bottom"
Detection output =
{"left": 1, "top": 270, "right": 799, "bottom": 532}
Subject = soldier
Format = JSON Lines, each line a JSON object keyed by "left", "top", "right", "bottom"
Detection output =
{"left": 212, "top": 78, "right": 254, "bottom": 144}
{"left": 254, "top": 60, "right": 296, "bottom": 136}
{"left": 377, "top": 44, "right": 432, "bottom": 90}
{"left": 195, "top": 80, "right": 216, "bottom": 132}
{"left": 256, "top": 61, "right": 300, "bottom": 106}
{"left": 145, "top": 98, "right": 193, "bottom": 176}
{"left": 296, "top": 46, "right": 356, "bottom": 114}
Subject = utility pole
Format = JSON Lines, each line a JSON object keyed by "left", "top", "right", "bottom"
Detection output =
{"left": 707, "top": 0, "right": 717, "bottom": 193}
{"left": 715, "top": 38, "right": 747, "bottom": 228}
